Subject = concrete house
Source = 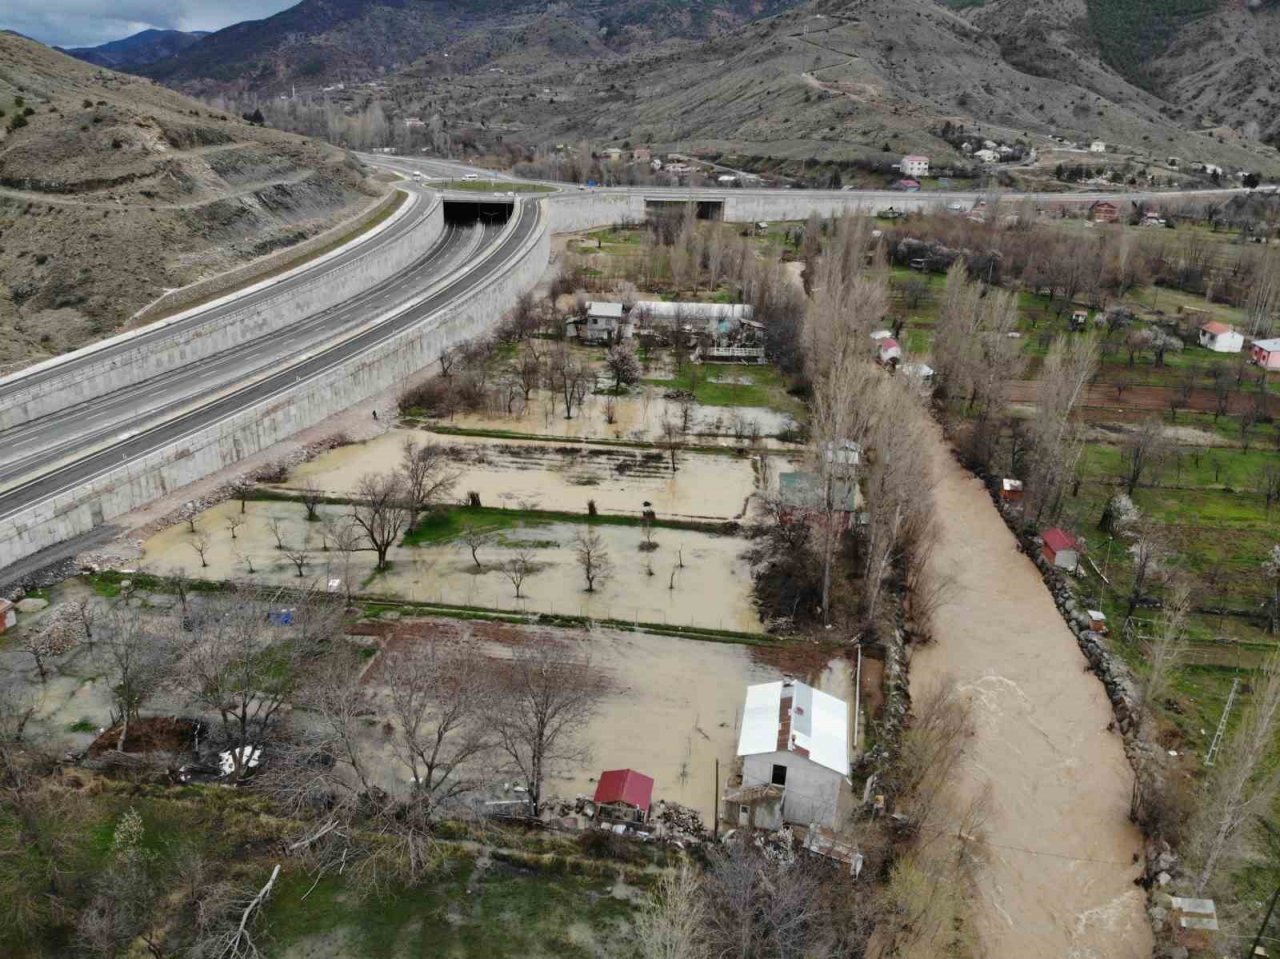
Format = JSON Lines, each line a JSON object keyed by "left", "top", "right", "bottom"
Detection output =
{"left": 1089, "top": 200, "right": 1120, "bottom": 223}
{"left": 1198, "top": 321, "right": 1244, "bottom": 354}
{"left": 730, "top": 680, "right": 850, "bottom": 831}
{"left": 1090, "top": 140, "right": 1107, "bottom": 153}
{"left": 1251, "top": 338, "right": 1280, "bottom": 371}
{"left": 568, "top": 301, "right": 628, "bottom": 344}
{"left": 1042, "top": 527, "right": 1081, "bottom": 572}
{"left": 900, "top": 154, "right": 930, "bottom": 178}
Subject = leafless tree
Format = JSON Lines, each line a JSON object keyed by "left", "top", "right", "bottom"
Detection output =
{"left": 605, "top": 341, "right": 642, "bottom": 390}
{"left": 351, "top": 473, "right": 411, "bottom": 572}
{"left": 485, "top": 638, "right": 610, "bottom": 814}
{"left": 1189, "top": 651, "right": 1280, "bottom": 894}
{"left": 659, "top": 415, "right": 683, "bottom": 472}
{"left": 283, "top": 547, "right": 310, "bottom": 578}
{"left": 226, "top": 514, "right": 246, "bottom": 541}
{"left": 1126, "top": 531, "right": 1167, "bottom": 620}
{"left": 189, "top": 864, "right": 281, "bottom": 959}
{"left": 75, "top": 808, "right": 161, "bottom": 959}
{"left": 227, "top": 476, "right": 255, "bottom": 513}
{"left": 1264, "top": 545, "right": 1280, "bottom": 635}
{"left": 1122, "top": 418, "right": 1171, "bottom": 496}
{"left": 96, "top": 606, "right": 177, "bottom": 752}
{"left": 501, "top": 549, "right": 537, "bottom": 599}
{"left": 574, "top": 528, "right": 613, "bottom": 592}
{"left": 549, "top": 346, "right": 592, "bottom": 419}
{"left": 299, "top": 480, "right": 324, "bottom": 522}
{"left": 189, "top": 533, "right": 211, "bottom": 569}
{"left": 634, "top": 865, "right": 707, "bottom": 959}
{"left": 22, "top": 606, "right": 81, "bottom": 681}
{"left": 176, "top": 589, "right": 340, "bottom": 782}
{"left": 399, "top": 439, "right": 458, "bottom": 530}
{"left": 460, "top": 527, "right": 491, "bottom": 570}
{"left": 266, "top": 517, "right": 287, "bottom": 551}
{"left": 1024, "top": 334, "right": 1098, "bottom": 523}
{"left": 1138, "top": 583, "right": 1188, "bottom": 736}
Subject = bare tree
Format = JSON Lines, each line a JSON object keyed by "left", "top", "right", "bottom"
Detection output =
{"left": 461, "top": 528, "right": 491, "bottom": 570}
{"left": 190, "top": 534, "right": 211, "bottom": 568}
{"left": 399, "top": 439, "right": 458, "bottom": 530}
{"left": 634, "top": 866, "right": 707, "bottom": 959}
{"left": 176, "top": 589, "right": 340, "bottom": 782}
{"left": 1126, "top": 532, "right": 1167, "bottom": 620}
{"left": 22, "top": 608, "right": 80, "bottom": 681}
{"left": 574, "top": 528, "right": 613, "bottom": 592}
{"left": 226, "top": 514, "right": 246, "bottom": 541}
{"left": 485, "top": 638, "right": 610, "bottom": 814}
{"left": 299, "top": 480, "right": 324, "bottom": 522}
{"left": 97, "top": 607, "right": 177, "bottom": 752}
{"left": 1122, "top": 419, "right": 1171, "bottom": 496}
{"left": 267, "top": 517, "right": 287, "bottom": 551}
{"left": 1189, "top": 651, "right": 1280, "bottom": 894}
{"left": 283, "top": 547, "right": 310, "bottom": 578}
{"left": 659, "top": 415, "right": 683, "bottom": 472}
{"left": 350, "top": 473, "right": 411, "bottom": 572}
{"left": 605, "top": 341, "right": 642, "bottom": 390}
{"left": 501, "top": 549, "right": 537, "bottom": 599}
{"left": 1138, "top": 583, "right": 1188, "bottom": 736}
{"left": 1264, "top": 545, "right": 1280, "bottom": 635}
{"left": 549, "top": 347, "right": 592, "bottom": 419}
{"left": 1024, "top": 334, "right": 1098, "bottom": 522}
{"left": 227, "top": 476, "right": 255, "bottom": 513}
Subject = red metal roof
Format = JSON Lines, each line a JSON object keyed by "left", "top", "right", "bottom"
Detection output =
{"left": 1042, "top": 527, "right": 1079, "bottom": 553}
{"left": 1200, "top": 321, "right": 1231, "bottom": 336}
{"left": 594, "top": 769, "right": 654, "bottom": 813}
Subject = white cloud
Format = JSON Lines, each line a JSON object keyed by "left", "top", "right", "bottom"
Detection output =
{"left": 2, "top": 0, "right": 298, "bottom": 49}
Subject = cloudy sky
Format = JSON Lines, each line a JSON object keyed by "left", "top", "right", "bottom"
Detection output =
{"left": 2, "top": 0, "right": 299, "bottom": 49}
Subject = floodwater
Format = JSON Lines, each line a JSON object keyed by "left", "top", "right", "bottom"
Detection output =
{"left": 910, "top": 431, "right": 1152, "bottom": 958}
{"left": 442, "top": 385, "right": 799, "bottom": 447}
{"left": 284, "top": 428, "right": 784, "bottom": 521}
{"left": 139, "top": 500, "right": 763, "bottom": 632}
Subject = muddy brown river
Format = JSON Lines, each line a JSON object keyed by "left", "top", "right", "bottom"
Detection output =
{"left": 910, "top": 437, "right": 1153, "bottom": 958}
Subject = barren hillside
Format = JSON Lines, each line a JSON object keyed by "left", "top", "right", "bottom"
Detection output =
{"left": 0, "top": 32, "right": 381, "bottom": 373}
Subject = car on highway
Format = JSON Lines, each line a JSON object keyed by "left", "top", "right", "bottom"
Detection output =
{"left": 463, "top": 173, "right": 479, "bottom": 181}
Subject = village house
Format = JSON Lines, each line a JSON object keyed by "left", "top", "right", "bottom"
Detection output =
{"left": 899, "top": 154, "right": 930, "bottom": 178}
{"left": 974, "top": 148, "right": 999, "bottom": 164}
{"left": 891, "top": 179, "right": 921, "bottom": 192}
{"left": 631, "top": 147, "right": 652, "bottom": 162}
{"left": 727, "top": 680, "right": 851, "bottom": 831}
{"left": 1251, "top": 338, "right": 1280, "bottom": 371}
{"left": 592, "top": 768, "right": 654, "bottom": 825}
{"left": 1089, "top": 200, "right": 1120, "bottom": 223}
{"left": 567, "top": 301, "right": 629, "bottom": 344}
{"left": 1090, "top": 140, "right": 1107, "bottom": 153}
{"left": 1041, "top": 527, "right": 1082, "bottom": 572}
{"left": 1000, "top": 478, "right": 1024, "bottom": 505}
{"left": 778, "top": 472, "right": 859, "bottom": 529}
{"left": 1197, "top": 321, "right": 1244, "bottom": 354}
{"left": 871, "top": 330, "right": 901, "bottom": 366}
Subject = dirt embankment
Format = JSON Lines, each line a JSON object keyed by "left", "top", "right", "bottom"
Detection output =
{"left": 0, "top": 33, "right": 382, "bottom": 375}
{"left": 910, "top": 427, "right": 1152, "bottom": 959}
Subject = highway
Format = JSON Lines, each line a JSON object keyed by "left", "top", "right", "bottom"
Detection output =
{"left": 0, "top": 183, "right": 443, "bottom": 401}
{"left": 0, "top": 198, "right": 537, "bottom": 524}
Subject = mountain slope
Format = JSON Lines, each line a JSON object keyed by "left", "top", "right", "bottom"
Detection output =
{"left": 138, "top": 0, "right": 805, "bottom": 94}
{"left": 63, "top": 29, "right": 210, "bottom": 71}
{"left": 0, "top": 32, "right": 381, "bottom": 373}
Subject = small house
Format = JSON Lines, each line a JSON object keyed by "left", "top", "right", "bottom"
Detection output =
{"left": 900, "top": 154, "right": 930, "bottom": 178}
{"left": 1087, "top": 610, "right": 1108, "bottom": 634}
{"left": 1251, "top": 338, "right": 1280, "bottom": 371}
{"left": 1041, "top": 527, "right": 1081, "bottom": 572}
{"left": 0, "top": 598, "right": 14, "bottom": 635}
{"left": 1000, "top": 478, "right": 1024, "bottom": 504}
{"left": 1089, "top": 201, "right": 1120, "bottom": 223}
{"left": 1197, "top": 321, "right": 1244, "bottom": 353}
{"left": 593, "top": 768, "right": 654, "bottom": 824}
{"left": 891, "top": 178, "right": 921, "bottom": 192}
{"left": 1070, "top": 310, "right": 1090, "bottom": 332}
{"left": 729, "top": 680, "right": 850, "bottom": 831}
{"left": 778, "top": 472, "right": 859, "bottom": 529}
{"left": 974, "top": 148, "right": 999, "bottom": 164}
{"left": 1090, "top": 140, "right": 1107, "bottom": 153}
{"left": 568, "top": 301, "right": 628, "bottom": 344}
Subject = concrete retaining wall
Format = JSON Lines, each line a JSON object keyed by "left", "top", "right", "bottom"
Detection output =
{"left": 0, "top": 190, "right": 443, "bottom": 431}
{"left": 547, "top": 192, "right": 646, "bottom": 233}
{"left": 0, "top": 203, "right": 548, "bottom": 571}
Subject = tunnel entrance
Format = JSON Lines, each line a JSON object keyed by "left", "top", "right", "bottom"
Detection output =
{"left": 443, "top": 199, "right": 514, "bottom": 226}
{"left": 644, "top": 199, "right": 724, "bottom": 221}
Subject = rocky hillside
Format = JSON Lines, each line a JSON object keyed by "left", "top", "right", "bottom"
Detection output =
{"left": 63, "top": 29, "right": 210, "bottom": 71}
{"left": 962, "top": 0, "right": 1280, "bottom": 146}
{"left": 0, "top": 32, "right": 382, "bottom": 373}
{"left": 137, "top": 0, "right": 805, "bottom": 95}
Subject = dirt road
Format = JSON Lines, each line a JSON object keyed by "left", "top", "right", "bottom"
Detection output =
{"left": 910, "top": 432, "right": 1152, "bottom": 959}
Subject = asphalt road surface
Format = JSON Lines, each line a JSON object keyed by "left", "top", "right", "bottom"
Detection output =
{"left": 0, "top": 198, "right": 538, "bottom": 522}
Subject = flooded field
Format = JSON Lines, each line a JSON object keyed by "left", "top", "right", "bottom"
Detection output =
{"left": 284, "top": 428, "right": 783, "bottom": 521}
{"left": 139, "top": 500, "right": 763, "bottom": 632}
{"left": 440, "top": 385, "right": 798, "bottom": 447}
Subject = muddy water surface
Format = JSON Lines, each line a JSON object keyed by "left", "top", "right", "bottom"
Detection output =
{"left": 911, "top": 435, "right": 1152, "bottom": 959}
{"left": 285, "top": 428, "right": 782, "bottom": 521}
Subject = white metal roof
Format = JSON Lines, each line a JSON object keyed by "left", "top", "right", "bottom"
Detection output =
{"left": 1253, "top": 338, "right": 1280, "bottom": 352}
{"left": 631, "top": 301, "right": 753, "bottom": 321}
{"left": 736, "top": 680, "right": 850, "bottom": 776}
{"left": 587, "top": 301, "right": 625, "bottom": 319}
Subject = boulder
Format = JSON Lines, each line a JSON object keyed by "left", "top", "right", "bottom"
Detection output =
{"left": 15, "top": 597, "right": 49, "bottom": 613}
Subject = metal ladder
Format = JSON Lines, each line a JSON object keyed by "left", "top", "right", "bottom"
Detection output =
{"left": 1205, "top": 677, "right": 1241, "bottom": 768}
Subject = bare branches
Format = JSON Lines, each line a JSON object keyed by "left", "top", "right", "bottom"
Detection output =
{"left": 399, "top": 439, "right": 458, "bottom": 529}
{"left": 350, "top": 473, "right": 411, "bottom": 572}
{"left": 574, "top": 528, "right": 613, "bottom": 592}
{"left": 500, "top": 549, "right": 537, "bottom": 599}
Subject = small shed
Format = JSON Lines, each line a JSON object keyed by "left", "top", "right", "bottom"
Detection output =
{"left": 876, "top": 337, "right": 902, "bottom": 366}
{"left": 1070, "top": 309, "right": 1090, "bottom": 332}
{"left": 593, "top": 768, "right": 654, "bottom": 824}
{"left": 1198, "top": 321, "right": 1244, "bottom": 353}
{"left": 0, "top": 598, "right": 14, "bottom": 635}
{"left": 779, "top": 472, "right": 859, "bottom": 529}
{"left": 1042, "top": 527, "right": 1081, "bottom": 572}
{"left": 1086, "top": 610, "right": 1108, "bottom": 634}
{"left": 1000, "top": 478, "right": 1024, "bottom": 504}
{"left": 1251, "top": 337, "right": 1280, "bottom": 371}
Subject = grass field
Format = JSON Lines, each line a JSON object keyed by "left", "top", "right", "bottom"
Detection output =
{"left": 643, "top": 362, "right": 801, "bottom": 414}
{"left": 441, "top": 179, "right": 553, "bottom": 194}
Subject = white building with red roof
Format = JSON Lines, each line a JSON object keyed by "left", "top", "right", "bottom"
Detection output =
{"left": 1197, "top": 320, "right": 1244, "bottom": 353}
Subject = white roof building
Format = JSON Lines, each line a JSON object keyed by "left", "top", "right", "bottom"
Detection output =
{"left": 737, "top": 680, "right": 849, "bottom": 776}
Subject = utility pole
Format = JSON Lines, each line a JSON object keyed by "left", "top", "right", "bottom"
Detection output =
{"left": 853, "top": 643, "right": 863, "bottom": 752}
{"left": 713, "top": 758, "right": 720, "bottom": 839}
{"left": 1247, "top": 883, "right": 1280, "bottom": 959}
{"left": 1206, "top": 677, "right": 1241, "bottom": 767}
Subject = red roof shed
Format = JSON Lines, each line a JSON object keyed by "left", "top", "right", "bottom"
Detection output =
{"left": 1042, "top": 528, "right": 1079, "bottom": 553}
{"left": 594, "top": 768, "right": 654, "bottom": 815}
